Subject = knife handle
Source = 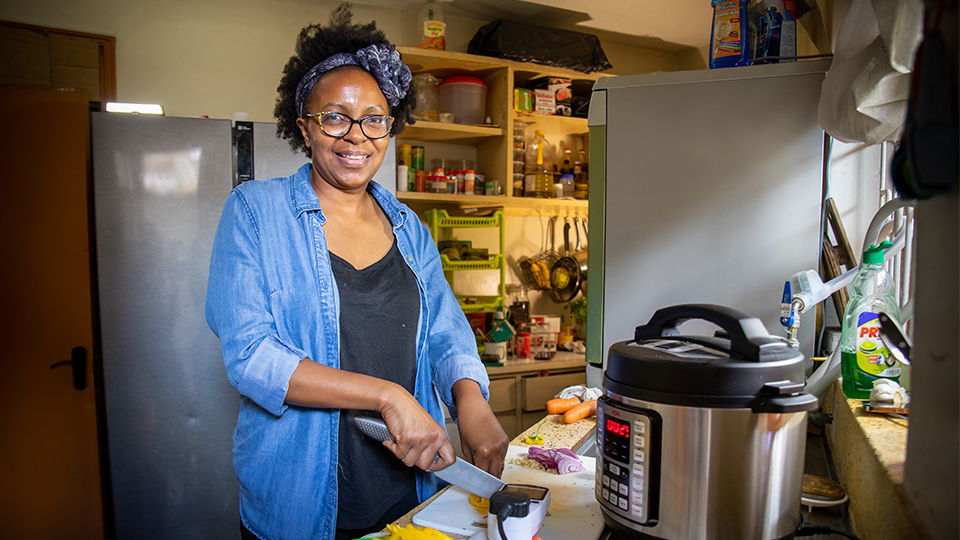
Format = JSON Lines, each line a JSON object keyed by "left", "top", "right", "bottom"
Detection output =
{"left": 354, "top": 416, "right": 442, "bottom": 463}
{"left": 354, "top": 416, "right": 395, "bottom": 443}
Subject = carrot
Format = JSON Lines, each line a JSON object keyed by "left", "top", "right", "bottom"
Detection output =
{"left": 546, "top": 397, "right": 580, "bottom": 415}
{"left": 563, "top": 399, "right": 597, "bottom": 424}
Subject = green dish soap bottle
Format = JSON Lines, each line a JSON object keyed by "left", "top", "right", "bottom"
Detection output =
{"left": 840, "top": 243, "right": 902, "bottom": 399}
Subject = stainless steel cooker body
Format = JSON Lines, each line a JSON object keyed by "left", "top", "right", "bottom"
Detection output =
{"left": 596, "top": 392, "right": 808, "bottom": 540}
{"left": 596, "top": 304, "right": 818, "bottom": 540}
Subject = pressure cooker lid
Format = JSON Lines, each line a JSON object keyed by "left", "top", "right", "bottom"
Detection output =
{"left": 604, "top": 304, "right": 813, "bottom": 410}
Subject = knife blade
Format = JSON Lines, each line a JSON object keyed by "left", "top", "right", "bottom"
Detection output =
{"left": 354, "top": 416, "right": 506, "bottom": 499}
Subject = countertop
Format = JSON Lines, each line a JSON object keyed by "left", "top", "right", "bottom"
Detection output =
{"left": 388, "top": 411, "right": 600, "bottom": 539}
{"left": 484, "top": 351, "right": 586, "bottom": 376}
{"left": 823, "top": 381, "right": 922, "bottom": 539}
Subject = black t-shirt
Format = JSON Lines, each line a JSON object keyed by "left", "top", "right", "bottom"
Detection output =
{"left": 330, "top": 237, "right": 420, "bottom": 529}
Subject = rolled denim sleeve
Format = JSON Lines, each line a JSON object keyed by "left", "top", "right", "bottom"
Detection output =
{"left": 205, "top": 189, "right": 305, "bottom": 417}
{"left": 411, "top": 218, "right": 490, "bottom": 420}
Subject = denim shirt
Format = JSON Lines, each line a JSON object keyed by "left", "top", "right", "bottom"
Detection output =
{"left": 205, "top": 163, "right": 490, "bottom": 540}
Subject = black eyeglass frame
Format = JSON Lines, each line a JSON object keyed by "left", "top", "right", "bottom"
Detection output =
{"left": 303, "top": 111, "right": 394, "bottom": 140}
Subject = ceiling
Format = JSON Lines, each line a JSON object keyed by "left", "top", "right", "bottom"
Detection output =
{"left": 360, "top": 0, "right": 713, "bottom": 53}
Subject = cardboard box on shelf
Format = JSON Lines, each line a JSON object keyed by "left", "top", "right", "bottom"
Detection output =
{"left": 531, "top": 77, "right": 572, "bottom": 116}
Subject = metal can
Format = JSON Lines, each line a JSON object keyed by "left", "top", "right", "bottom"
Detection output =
{"left": 411, "top": 146, "right": 425, "bottom": 171}
{"left": 515, "top": 332, "right": 531, "bottom": 359}
{"left": 397, "top": 144, "right": 412, "bottom": 168}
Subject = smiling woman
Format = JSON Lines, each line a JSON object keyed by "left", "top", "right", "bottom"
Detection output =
{"left": 204, "top": 4, "right": 509, "bottom": 540}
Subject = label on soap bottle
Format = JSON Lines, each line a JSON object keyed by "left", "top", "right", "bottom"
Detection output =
{"left": 855, "top": 312, "right": 900, "bottom": 377}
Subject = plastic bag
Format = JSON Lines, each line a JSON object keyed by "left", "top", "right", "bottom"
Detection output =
{"left": 817, "top": 0, "right": 923, "bottom": 144}
{"left": 468, "top": 19, "right": 612, "bottom": 74}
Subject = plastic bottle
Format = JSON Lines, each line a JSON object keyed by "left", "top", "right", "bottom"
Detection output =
{"left": 840, "top": 243, "right": 903, "bottom": 399}
{"left": 417, "top": 0, "right": 446, "bottom": 50}
{"left": 524, "top": 130, "right": 554, "bottom": 198}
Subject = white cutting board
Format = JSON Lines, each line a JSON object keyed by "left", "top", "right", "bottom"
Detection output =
{"left": 413, "top": 446, "right": 604, "bottom": 540}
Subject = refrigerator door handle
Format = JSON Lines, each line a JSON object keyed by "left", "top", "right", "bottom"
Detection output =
{"left": 50, "top": 346, "right": 86, "bottom": 390}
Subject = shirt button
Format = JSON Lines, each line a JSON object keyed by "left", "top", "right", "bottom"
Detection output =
{"left": 407, "top": 256, "right": 413, "bottom": 262}
{"left": 415, "top": 393, "right": 420, "bottom": 400}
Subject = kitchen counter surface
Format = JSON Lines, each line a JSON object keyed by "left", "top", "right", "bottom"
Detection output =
{"left": 387, "top": 410, "right": 601, "bottom": 539}
{"left": 484, "top": 351, "right": 586, "bottom": 376}
{"left": 823, "top": 381, "right": 922, "bottom": 539}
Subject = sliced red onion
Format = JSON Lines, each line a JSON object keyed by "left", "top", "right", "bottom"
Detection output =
{"left": 526, "top": 447, "right": 584, "bottom": 474}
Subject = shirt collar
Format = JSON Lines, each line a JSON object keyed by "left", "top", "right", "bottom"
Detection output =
{"left": 289, "top": 163, "right": 408, "bottom": 228}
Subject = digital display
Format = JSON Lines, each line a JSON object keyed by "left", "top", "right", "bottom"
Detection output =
{"left": 606, "top": 418, "right": 630, "bottom": 438}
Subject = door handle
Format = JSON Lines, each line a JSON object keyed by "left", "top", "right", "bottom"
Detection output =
{"left": 50, "top": 346, "right": 87, "bottom": 390}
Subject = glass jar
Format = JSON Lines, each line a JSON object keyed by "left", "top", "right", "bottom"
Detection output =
{"left": 411, "top": 73, "right": 439, "bottom": 121}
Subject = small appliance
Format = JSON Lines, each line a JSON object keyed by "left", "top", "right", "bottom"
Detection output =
{"left": 596, "top": 304, "right": 817, "bottom": 539}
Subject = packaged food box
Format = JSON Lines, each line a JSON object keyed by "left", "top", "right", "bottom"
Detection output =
{"left": 534, "top": 89, "right": 555, "bottom": 115}
{"left": 531, "top": 76, "right": 572, "bottom": 116}
{"left": 514, "top": 88, "right": 534, "bottom": 112}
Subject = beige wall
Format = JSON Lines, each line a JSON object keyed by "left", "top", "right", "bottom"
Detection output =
{"left": 0, "top": 0, "right": 683, "bottom": 122}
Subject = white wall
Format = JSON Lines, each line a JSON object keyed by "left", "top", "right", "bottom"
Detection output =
{"left": 0, "top": 0, "right": 682, "bottom": 122}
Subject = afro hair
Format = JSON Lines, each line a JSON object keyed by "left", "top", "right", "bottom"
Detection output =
{"left": 274, "top": 3, "right": 417, "bottom": 157}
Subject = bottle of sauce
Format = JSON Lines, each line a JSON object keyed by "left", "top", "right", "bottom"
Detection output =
{"left": 574, "top": 147, "right": 589, "bottom": 200}
{"left": 418, "top": 0, "right": 446, "bottom": 50}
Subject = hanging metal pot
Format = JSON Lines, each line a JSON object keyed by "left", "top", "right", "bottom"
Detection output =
{"left": 550, "top": 218, "right": 581, "bottom": 303}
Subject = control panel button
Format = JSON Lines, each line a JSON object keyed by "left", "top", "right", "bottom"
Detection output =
{"left": 634, "top": 449, "right": 645, "bottom": 462}
{"left": 602, "top": 487, "right": 609, "bottom": 500}
{"left": 618, "top": 483, "right": 628, "bottom": 496}
{"left": 603, "top": 475, "right": 610, "bottom": 487}
{"left": 610, "top": 480, "right": 619, "bottom": 492}
{"left": 634, "top": 421, "right": 645, "bottom": 434}
{"left": 609, "top": 463, "right": 620, "bottom": 476}
{"left": 618, "top": 497, "right": 629, "bottom": 511}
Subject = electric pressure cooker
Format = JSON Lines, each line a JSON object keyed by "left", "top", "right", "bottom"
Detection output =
{"left": 596, "top": 304, "right": 817, "bottom": 540}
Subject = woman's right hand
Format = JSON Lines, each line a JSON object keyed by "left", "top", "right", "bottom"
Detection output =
{"left": 378, "top": 385, "right": 457, "bottom": 472}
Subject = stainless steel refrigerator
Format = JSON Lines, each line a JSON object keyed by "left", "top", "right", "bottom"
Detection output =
{"left": 584, "top": 60, "right": 832, "bottom": 386}
{"left": 91, "top": 113, "right": 395, "bottom": 538}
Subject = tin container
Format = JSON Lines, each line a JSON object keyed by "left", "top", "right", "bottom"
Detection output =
{"left": 398, "top": 144, "right": 412, "bottom": 168}
{"left": 411, "top": 146, "right": 425, "bottom": 171}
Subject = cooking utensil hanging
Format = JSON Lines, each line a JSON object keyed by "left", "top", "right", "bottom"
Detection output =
{"left": 519, "top": 215, "right": 559, "bottom": 290}
{"left": 549, "top": 217, "right": 581, "bottom": 302}
{"left": 575, "top": 217, "right": 588, "bottom": 295}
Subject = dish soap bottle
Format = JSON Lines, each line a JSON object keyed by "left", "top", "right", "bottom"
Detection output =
{"left": 840, "top": 243, "right": 902, "bottom": 399}
{"left": 417, "top": 0, "right": 446, "bottom": 50}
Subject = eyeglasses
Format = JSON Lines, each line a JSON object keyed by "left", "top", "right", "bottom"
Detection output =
{"left": 304, "top": 111, "right": 393, "bottom": 140}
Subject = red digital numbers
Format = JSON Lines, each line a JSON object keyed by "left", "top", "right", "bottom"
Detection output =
{"left": 606, "top": 418, "right": 630, "bottom": 438}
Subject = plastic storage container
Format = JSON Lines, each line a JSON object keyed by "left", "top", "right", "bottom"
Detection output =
{"left": 840, "top": 243, "right": 903, "bottom": 399}
{"left": 439, "top": 76, "right": 488, "bottom": 125}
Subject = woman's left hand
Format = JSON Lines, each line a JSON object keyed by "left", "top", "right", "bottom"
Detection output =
{"left": 452, "top": 379, "right": 510, "bottom": 478}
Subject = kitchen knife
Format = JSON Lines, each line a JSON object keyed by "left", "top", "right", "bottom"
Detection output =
{"left": 354, "top": 416, "right": 506, "bottom": 499}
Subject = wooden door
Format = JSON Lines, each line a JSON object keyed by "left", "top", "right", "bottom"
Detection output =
{"left": 0, "top": 85, "right": 104, "bottom": 538}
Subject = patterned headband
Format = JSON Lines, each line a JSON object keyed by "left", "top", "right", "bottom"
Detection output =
{"left": 295, "top": 43, "right": 412, "bottom": 118}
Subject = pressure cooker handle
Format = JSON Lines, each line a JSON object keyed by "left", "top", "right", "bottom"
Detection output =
{"left": 634, "top": 304, "right": 771, "bottom": 361}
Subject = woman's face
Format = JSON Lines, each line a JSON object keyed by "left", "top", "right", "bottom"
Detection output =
{"left": 297, "top": 66, "right": 390, "bottom": 192}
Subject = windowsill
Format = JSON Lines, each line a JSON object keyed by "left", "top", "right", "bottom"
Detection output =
{"left": 822, "top": 381, "right": 923, "bottom": 538}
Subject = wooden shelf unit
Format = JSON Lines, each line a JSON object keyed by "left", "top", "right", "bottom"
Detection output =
{"left": 396, "top": 46, "right": 606, "bottom": 216}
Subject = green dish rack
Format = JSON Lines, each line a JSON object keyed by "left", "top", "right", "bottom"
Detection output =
{"left": 425, "top": 209, "right": 506, "bottom": 315}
